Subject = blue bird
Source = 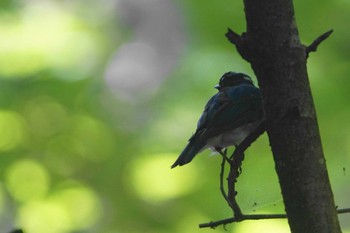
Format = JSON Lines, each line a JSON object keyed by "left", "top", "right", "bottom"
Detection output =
{"left": 171, "top": 72, "right": 263, "bottom": 168}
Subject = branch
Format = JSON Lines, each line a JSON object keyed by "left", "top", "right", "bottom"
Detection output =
{"left": 218, "top": 149, "right": 242, "bottom": 218}
{"left": 199, "top": 208, "right": 350, "bottom": 229}
{"left": 305, "top": 29, "right": 334, "bottom": 58}
{"left": 215, "top": 122, "right": 266, "bottom": 222}
{"left": 225, "top": 28, "right": 242, "bottom": 46}
{"left": 337, "top": 207, "right": 350, "bottom": 214}
{"left": 199, "top": 213, "right": 287, "bottom": 229}
{"left": 219, "top": 150, "right": 229, "bottom": 204}
{"left": 227, "top": 121, "right": 266, "bottom": 219}
{"left": 200, "top": 121, "right": 269, "bottom": 228}
{"left": 227, "top": 159, "right": 243, "bottom": 219}
{"left": 225, "top": 28, "right": 251, "bottom": 62}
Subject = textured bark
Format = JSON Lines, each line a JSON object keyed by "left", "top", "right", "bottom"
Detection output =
{"left": 228, "top": 0, "right": 341, "bottom": 232}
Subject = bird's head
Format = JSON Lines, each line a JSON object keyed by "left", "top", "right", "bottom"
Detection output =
{"left": 215, "top": 72, "right": 253, "bottom": 90}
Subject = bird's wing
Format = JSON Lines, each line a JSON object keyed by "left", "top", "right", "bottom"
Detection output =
{"left": 195, "top": 84, "right": 262, "bottom": 141}
{"left": 172, "top": 84, "right": 262, "bottom": 168}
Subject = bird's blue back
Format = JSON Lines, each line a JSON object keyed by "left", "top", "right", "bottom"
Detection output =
{"left": 197, "top": 84, "right": 262, "bottom": 135}
{"left": 171, "top": 73, "right": 263, "bottom": 168}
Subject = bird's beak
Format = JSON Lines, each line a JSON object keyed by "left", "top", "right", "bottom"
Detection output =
{"left": 214, "top": 84, "right": 221, "bottom": 89}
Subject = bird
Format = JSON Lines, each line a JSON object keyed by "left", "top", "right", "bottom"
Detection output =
{"left": 171, "top": 71, "right": 263, "bottom": 168}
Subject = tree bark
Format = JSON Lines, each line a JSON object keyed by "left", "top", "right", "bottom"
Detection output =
{"left": 228, "top": 0, "right": 341, "bottom": 232}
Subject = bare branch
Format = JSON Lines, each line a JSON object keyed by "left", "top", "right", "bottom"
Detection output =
{"left": 225, "top": 28, "right": 242, "bottom": 46}
{"left": 199, "top": 213, "right": 287, "bottom": 229}
{"left": 219, "top": 150, "right": 229, "bottom": 204}
{"left": 227, "top": 160, "right": 242, "bottom": 219}
{"left": 218, "top": 149, "right": 242, "bottom": 217}
{"left": 306, "top": 29, "right": 334, "bottom": 58}
{"left": 199, "top": 208, "right": 350, "bottom": 229}
{"left": 225, "top": 28, "right": 251, "bottom": 61}
{"left": 218, "top": 122, "right": 266, "bottom": 220}
{"left": 337, "top": 208, "right": 350, "bottom": 214}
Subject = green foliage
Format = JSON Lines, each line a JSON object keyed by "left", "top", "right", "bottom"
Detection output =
{"left": 0, "top": 0, "right": 349, "bottom": 233}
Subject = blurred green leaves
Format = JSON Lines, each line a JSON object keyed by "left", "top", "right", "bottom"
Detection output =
{"left": 0, "top": 0, "right": 349, "bottom": 233}
{"left": 127, "top": 153, "right": 202, "bottom": 203}
{"left": 0, "top": 111, "right": 25, "bottom": 151}
{"left": 0, "top": 3, "right": 106, "bottom": 80}
{"left": 17, "top": 182, "right": 101, "bottom": 233}
{"left": 6, "top": 159, "right": 49, "bottom": 202}
{"left": 0, "top": 1, "right": 114, "bottom": 232}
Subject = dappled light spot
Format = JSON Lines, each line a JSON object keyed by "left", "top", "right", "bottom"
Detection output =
{"left": 127, "top": 153, "right": 202, "bottom": 203}
{"left": 18, "top": 200, "right": 70, "bottom": 233}
{"left": 0, "top": 111, "right": 26, "bottom": 151}
{"left": 0, "top": 3, "right": 102, "bottom": 79}
{"left": 24, "top": 96, "right": 67, "bottom": 138}
{"left": 235, "top": 218, "right": 289, "bottom": 233}
{"left": 5, "top": 160, "right": 49, "bottom": 202}
{"left": 16, "top": 182, "right": 101, "bottom": 233}
{"left": 49, "top": 185, "right": 101, "bottom": 230}
{"left": 141, "top": 106, "right": 200, "bottom": 151}
{"left": 175, "top": 211, "right": 211, "bottom": 233}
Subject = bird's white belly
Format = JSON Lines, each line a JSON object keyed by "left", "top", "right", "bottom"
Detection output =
{"left": 206, "top": 121, "right": 261, "bottom": 149}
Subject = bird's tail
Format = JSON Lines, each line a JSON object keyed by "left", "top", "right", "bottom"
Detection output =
{"left": 171, "top": 140, "right": 205, "bottom": 168}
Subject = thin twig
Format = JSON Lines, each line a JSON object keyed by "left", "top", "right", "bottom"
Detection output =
{"left": 218, "top": 122, "right": 266, "bottom": 220}
{"left": 216, "top": 148, "right": 231, "bottom": 164}
{"left": 218, "top": 149, "right": 241, "bottom": 215}
{"left": 199, "top": 213, "right": 287, "bottom": 229}
{"left": 199, "top": 208, "right": 350, "bottom": 229}
{"left": 305, "top": 29, "right": 334, "bottom": 58}
{"left": 337, "top": 208, "right": 350, "bottom": 214}
{"left": 219, "top": 150, "right": 229, "bottom": 204}
{"left": 227, "top": 160, "right": 243, "bottom": 219}
{"left": 200, "top": 121, "right": 350, "bottom": 229}
{"left": 199, "top": 125, "right": 265, "bottom": 228}
{"left": 200, "top": 121, "right": 269, "bottom": 228}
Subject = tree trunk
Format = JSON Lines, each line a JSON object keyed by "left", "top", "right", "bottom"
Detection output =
{"left": 229, "top": 0, "right": 341, "bottom": 232}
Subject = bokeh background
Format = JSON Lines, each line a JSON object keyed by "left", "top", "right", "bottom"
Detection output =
{"left": 0, "top": 0, "right": 349, "bottom": 232}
